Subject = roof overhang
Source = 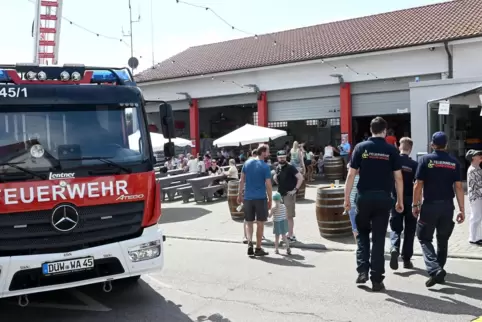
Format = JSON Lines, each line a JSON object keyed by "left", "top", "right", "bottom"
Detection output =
{"left": 428, "top": 83, "right": 482, "bottom": 106}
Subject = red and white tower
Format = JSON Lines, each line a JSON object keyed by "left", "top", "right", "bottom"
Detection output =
{"left": 32, "top": 0, "right": 64, "bottom": 65}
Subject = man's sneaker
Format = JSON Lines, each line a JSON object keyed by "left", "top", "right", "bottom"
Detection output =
{"left": 286, "top": 247, "right": 292, "bottom": 255}
{"left": 254, "top": 248, "right": 269, "bottom": 256}
{"left": 389, "top": 249, "right": 399, "bottom": 270}
{"left": 425, "top": 269, "right": 446, "bottom": 287}
{"left": 372, "top": 282, "right": 385, "bottom": 292}
{"left": 289, "top": 236, "right": 298, "bottom": 242}
{"left": 356, "top": 272, "right": 369, "bottom": 284}
{"left": 243, "top": 237, "right": 248, "bottom": 244}
{"left": 403, "top": 260, "right": 414, "bottom": 269}
{"left": 247, "top": 242, "right": 254, "bottom": 256}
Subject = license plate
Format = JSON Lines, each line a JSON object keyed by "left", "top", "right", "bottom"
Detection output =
{"left": 42, "top": 257, "right": 94, "bottom": 276}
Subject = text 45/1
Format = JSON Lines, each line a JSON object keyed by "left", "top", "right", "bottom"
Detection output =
{"left": 0, "top": 87, "right": 28, "bottom": 98}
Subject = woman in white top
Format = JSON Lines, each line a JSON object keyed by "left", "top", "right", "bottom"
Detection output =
{"left": 224, "top": 159, "right": 239, "bottom": 181}
{"left": 290, "top": 141, "right": 305, "bottom": 174}
{"left": 197, "top": 156, "right": 206, "bottom": 174}
{"left": 467, "top": 149, "right": 482, "bottom": 245}
{"left": 324, "top": 144, "right": 334, "bottom": 158}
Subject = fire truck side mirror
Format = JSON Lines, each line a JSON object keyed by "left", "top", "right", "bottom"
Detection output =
{"left": 159, "top": 102, "right": 175, "bottom": 158}
{"left": 159, "top": 102, "right": 175, "bottom": 139}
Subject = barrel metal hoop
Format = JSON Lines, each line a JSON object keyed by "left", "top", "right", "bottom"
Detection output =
{"left": 317, "top": 220, "right": 351, "bottom": 225}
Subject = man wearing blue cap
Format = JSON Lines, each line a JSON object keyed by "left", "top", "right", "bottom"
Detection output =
{"left": 412, "top": 131, "right": 465, "bottom": 287}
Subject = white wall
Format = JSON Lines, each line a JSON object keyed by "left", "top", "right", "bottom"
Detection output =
{"left": 453, "top": 40, "right": 482, "bottom": 78}
{"left": 139, "top": 44, "right": 449, "bottom": 103}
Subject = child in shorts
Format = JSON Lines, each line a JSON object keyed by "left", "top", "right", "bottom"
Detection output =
{"left": 347, "top": 162, "right": 359, "bottom": 242}
{"left": 269, "top": 192, "right": 291, "bottom": 255}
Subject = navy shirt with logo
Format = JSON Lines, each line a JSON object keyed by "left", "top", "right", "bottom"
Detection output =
{"left": 350, "top": 137, "right": 402, "bottom": 194}
{"left": 415, "top": 150, "right": 461, "bottom": 202}
{"left": 393, "top": 154, "right": 418, "bottom": 198}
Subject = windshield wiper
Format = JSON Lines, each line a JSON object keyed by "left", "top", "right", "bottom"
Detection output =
{"left": 60, "top": 157, "right": 132, "bottom": 174}
{"left": 0, "top": 162, "right": 48, "bottom": 180}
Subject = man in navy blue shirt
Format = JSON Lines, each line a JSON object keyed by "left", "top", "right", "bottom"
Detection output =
{"left": 344, "top": 116, "right": 404, "bottom": 292}
{"left": 389, "top": 137, "right": 418, "bottom": 271}
{"left": 238, "top": 144, "right": 272, "bottom": 257}
{"left": 413, "top": 132, "right": 465, "bottom": 287}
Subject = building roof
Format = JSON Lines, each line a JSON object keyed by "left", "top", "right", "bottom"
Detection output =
{"left": 135, "top": 0, "right": 482, "bottom": 83}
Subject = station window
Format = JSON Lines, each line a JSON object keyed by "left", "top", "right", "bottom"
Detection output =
{"left": 306, "top": 119, "right": 318, "bottom": 126}
{"left": 268, "top": 121, "right": 288, "bottom": 128}
{"left": 252, "top": 112, "right": 258, "bottom": 126}
{"left": 329, "top": 118, "right": 340, "bottom": 126}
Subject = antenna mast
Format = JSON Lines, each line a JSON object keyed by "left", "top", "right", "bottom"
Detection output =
{"left": 123, "top": 0, "right": 140, "bottom": 72}
{"left": 33, "top": 0, "right": 64, "bottom": 65}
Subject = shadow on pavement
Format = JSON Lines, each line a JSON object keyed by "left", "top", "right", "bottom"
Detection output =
{"left": 358, "top": 285, "right": 482, "bottom": 318}
{"left": 197, "top": 313, "right": 232, "bottom": 322}
{"left": 0, "top": 280, "right": 200, "bottom": 322}
{"left": 160, "top": 207, "right": 212, "bottom": 224}
{"left": 395, "top": 267, "right": 482, "bottom": 303}
{"left": 296, "top": 199, "right": 315, "bottom": 204}
{"left": 255, "top": 254, "right": 316, "bottom": 268}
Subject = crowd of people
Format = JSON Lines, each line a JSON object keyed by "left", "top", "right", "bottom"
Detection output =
{"left": 233, "top": 115, "right": 482, "bottom": 294}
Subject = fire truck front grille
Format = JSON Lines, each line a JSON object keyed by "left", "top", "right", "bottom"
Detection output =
{"left": 0, "top": 202, "right": 145, "bottom": 256}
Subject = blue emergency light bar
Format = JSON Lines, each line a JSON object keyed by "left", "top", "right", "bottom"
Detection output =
{"left": 0, "top": 69, "right": 8, "bottom": 82}
{"left": 90, "top": 70, "right": 130, "bottom": 82}
{"left": 0, "top": 67, "right": 133, "bottom": 84}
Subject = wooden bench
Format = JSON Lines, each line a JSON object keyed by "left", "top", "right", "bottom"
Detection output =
{"left": 200, "top": 185, "right": 225, "bottom": 202}
{"left": 162, "top": 183, "right": 191, "bottom": 201}
{"left": 177, "top": 186, "right": 193, "bottom": 203}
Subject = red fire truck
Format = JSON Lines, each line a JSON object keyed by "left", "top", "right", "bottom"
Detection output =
{"left": 0, "top": 64, "right": 171, "bottom": 306}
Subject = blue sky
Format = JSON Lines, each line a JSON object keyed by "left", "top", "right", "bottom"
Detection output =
{"left": 1, "top": 0, "right": 447, "bottom": 73}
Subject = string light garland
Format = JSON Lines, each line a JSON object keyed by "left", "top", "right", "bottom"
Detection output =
{"left": 175, "top": 0, "right": 378, "bottom": 79}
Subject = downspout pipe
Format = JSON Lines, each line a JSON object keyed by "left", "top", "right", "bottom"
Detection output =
{"left": 444, "top": 41, "right": 453, "bottom": 79}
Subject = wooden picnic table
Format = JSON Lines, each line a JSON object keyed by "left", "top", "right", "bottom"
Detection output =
{"left": 187, "top": 174, "right": 227, "bottom": 202}
{"left": 167, "top": 169, "right": 185, "bottom": 176}
{"left": 158, "top": 172, "right": 199, "bottom": 187}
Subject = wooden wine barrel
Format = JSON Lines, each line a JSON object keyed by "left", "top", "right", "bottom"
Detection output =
{"left": 227, "top": 180, "right": 244, "bottom": 221}
{"left": 315, "top": 186, "right": 352, "bottom": 238}
{"left": 324, "top": 157, "right": 344, "bottom": 181}
{"left": 296, "top": 172, "right": 307, "bottom": 200}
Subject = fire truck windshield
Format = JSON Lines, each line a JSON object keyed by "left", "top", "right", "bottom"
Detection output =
{"left": 0, "top": 104, "right": 149, "bottom": 176}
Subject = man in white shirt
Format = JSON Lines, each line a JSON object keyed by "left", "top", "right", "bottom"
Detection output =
{"left": 187, "top": 155, "right": 199, "bottom": 173}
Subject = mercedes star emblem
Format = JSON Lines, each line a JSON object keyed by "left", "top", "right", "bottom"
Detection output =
{"left": 59, "top": 180, "right": 67, "bottom": 188}
{"left": 51, "top": 204, "right": 80, "bottom": 232}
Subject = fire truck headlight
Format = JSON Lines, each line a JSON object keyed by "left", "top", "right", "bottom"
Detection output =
{"left": 71, "top": 71, "right": 81, "bottom": 81}
{"left": 37, "top": 71, "right": 47, "bottom": 81}
{"left": 30, "top": 144, "right": 45, "bottom": 158}
{"left": 128, "top": 240, "right": 161, "bottom": 262}
{"left": 26, "top": 71, "right": 37, "bottom": 80}
{"left": 60, "top": 71, "right": 70, "bottom": 81}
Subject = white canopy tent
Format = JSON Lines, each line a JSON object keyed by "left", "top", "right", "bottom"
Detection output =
{"left": 213, "top": 124, "right": 287, "bottom": 147}
{"left": 128, "top": 131, "right": 192, "bottom": 151}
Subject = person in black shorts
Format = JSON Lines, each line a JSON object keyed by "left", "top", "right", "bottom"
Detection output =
{"left": 237, "top": 144, "right": 272, "bottom": 256}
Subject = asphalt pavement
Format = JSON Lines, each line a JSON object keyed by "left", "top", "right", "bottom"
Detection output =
{"left": 1, "top": 238, "right": 482, "bottom": 322}
{"left": 159, "top": 182, "right": 482, "bottom": 259}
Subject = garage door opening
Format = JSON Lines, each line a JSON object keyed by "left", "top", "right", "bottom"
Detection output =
{"left": 429, "top": 104, "right": 482, "bottom": 179}
{"left": 353, "top": 114, "right": 411, "bottom": 144}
